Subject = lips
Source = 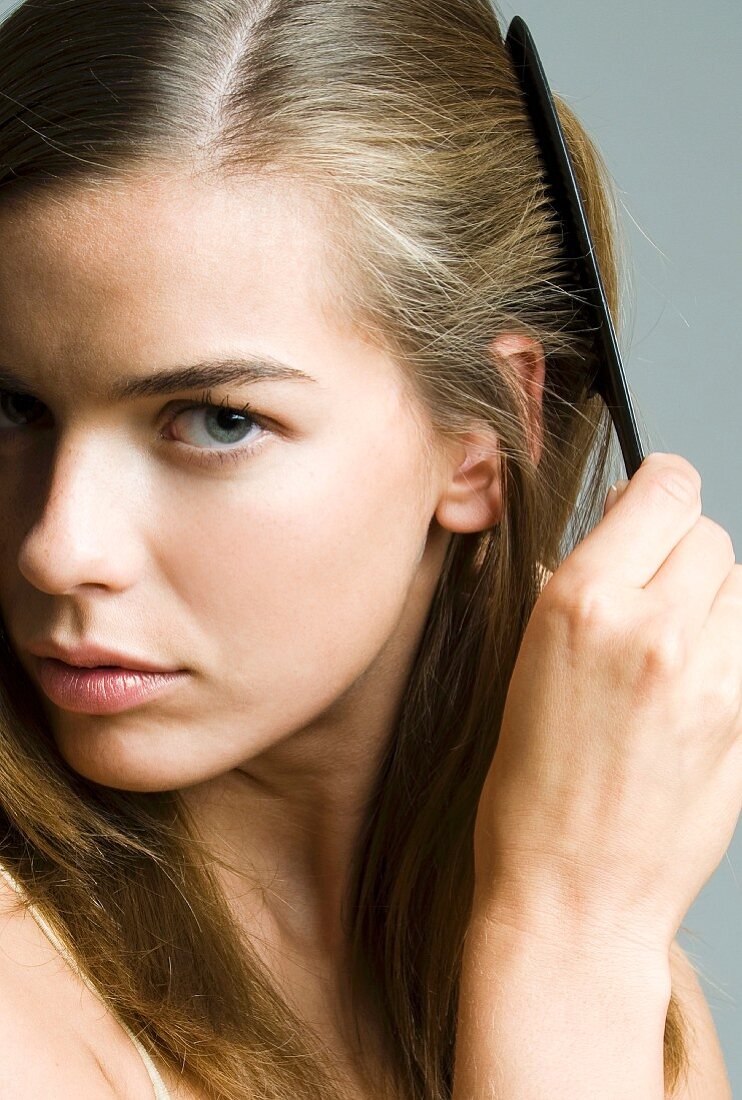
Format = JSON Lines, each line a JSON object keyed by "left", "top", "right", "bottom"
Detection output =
{"left": 26, "top": 640, "right": 180, "bottom": 673}
{"left": 34, "top": 658, "right": 188, "bottom": 715}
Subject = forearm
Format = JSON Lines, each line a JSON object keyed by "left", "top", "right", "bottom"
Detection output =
{"left": 453, "top": 904, "right": 673, "bottom": 1100}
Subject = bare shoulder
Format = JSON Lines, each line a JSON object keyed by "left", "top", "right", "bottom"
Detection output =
{"left": 0, "top": 980, "right": 118, "bottom": 1098}
{"left": 668, "top": 939, "right": 733, "bottom": 1100}
{"left": 0, "top": 873, "right": 120, "bottom": 1098}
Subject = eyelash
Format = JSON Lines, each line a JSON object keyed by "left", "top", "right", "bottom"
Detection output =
{"left": 0, "top": 386, "right": 271, "bottom": 469}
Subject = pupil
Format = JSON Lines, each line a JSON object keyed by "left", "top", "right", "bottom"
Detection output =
{"left": 208, "top": 407, "right": 251, "bottom": 443}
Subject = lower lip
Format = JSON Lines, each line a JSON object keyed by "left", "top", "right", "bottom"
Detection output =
{"left": 35, "top": 658, "right": 188, "bottom": 715}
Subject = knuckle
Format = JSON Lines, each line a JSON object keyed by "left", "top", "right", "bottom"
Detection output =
{"left": 644, "top": 453, "right": 702, "bottom": 505}
{"left": 731, "top": 563, "right": 742, "bottom": 601}
{"left": 549, "top": 578, "right": 616, "bottom": 633}
{"left": 708, "top": 666, "right": 742, "bottom": 722}
{"left": 655, "top": 471, "right": 701, "bottom": 506}
{"left": 697, "top": 516, "right": 736, "bottom": 560}
{"left": 639, "top": 620, "right": 689, "bottom": 677}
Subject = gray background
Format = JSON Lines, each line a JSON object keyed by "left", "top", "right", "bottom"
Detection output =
{"left": 1, "top": 0, "right": 740, "bottom": 1090}
{"left": 492, "top": 0, "right": 741, "bottom": 1091}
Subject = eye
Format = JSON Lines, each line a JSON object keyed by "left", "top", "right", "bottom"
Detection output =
{"left": 0, "top": 390, "right": 48, "bottom": 429}
{"left": 163, "top": 390, "right": 270, "bottom": 468}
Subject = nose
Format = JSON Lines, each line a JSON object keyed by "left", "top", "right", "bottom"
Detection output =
{"left": 14, "top": 433, "right": 144, "bottom": 595}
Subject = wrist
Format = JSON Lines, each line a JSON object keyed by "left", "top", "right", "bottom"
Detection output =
{"left": 470, "top": 883, "right": 673, "bottom": 991}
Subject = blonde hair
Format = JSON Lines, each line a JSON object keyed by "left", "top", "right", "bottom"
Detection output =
{"left": 0, "top": 1, "right": 689, "bottom": 1096}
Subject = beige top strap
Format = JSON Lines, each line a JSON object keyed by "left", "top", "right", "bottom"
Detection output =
{"left": 0, "top": 863, "right": 171, "bottom": 1100}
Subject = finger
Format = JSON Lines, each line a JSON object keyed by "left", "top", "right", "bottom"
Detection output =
{"left": 565, "top": 453, "right": 703, "bottom": 591}
{"left": 698, "top": 563, "right": 742, "bottom": 733}
{"left": 704, "top": 562, "right": 742, "bottom": 657}
{"left": 646, "top": 516, "right": 737, "bottom": 638}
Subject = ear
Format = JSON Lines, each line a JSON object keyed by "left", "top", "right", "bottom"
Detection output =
{"left": 433, "top": 334, "right": 546, "bottom": 535}
{"left": 492, "top": 333, "right": 546, "bottom": 468}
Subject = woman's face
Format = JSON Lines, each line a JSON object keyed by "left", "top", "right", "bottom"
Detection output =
{"left": 0, "top": 171, "right": 453, "bottom": 792}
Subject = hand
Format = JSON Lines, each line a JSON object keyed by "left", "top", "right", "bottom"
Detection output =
{"left": 472, "top": 452, "right": 741, "bottom": 956}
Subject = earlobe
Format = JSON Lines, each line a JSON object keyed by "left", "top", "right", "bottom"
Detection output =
{"left": 434, "top": 428, "right": 504, "bottom": 535}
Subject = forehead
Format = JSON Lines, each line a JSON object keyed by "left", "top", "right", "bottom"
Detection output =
{"left": 0, "top": 171, "right": 342, "bottom": 395}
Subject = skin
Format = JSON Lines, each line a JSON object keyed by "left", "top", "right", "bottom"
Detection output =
{"left": 0, "top": 170, "right": 545, "bottom": 1046}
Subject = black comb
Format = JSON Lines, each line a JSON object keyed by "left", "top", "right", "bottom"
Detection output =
{"left": 505, "top": 16, "right": 645, "bottom": 477}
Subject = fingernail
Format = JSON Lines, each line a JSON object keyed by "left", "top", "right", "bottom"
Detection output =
{"left": 604, "top": 478, "right": 629, "bottom": 515}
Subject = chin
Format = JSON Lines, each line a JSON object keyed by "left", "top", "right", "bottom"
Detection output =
{"left": 52, "top": 733, "right": 192, "bottom": 794}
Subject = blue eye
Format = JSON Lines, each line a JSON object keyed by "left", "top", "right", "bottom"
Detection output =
{"left": 165, "top": 391, "right": 269, "bottom": 467}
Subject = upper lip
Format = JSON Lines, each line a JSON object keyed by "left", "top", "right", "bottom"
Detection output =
{"left": 27, "top": 640, "right": 181, "bottom": 673}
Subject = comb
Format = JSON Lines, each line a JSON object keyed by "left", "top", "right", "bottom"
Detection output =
{"left": 505, "top": 16, "right": 645, "bottom": 476}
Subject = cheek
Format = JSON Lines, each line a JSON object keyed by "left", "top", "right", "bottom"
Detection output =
{"left": 160, "top": 438, "right": 424, "bottom": 709}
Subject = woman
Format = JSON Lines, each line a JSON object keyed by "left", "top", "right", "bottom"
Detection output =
{"left": 0, "top": 1, "right": 738, "bottom": 1098}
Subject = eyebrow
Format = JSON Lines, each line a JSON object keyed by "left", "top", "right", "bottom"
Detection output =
{"left": 0, "top": 354, "right": 318, "bottom": 401}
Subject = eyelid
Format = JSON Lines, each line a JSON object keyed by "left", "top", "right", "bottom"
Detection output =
{"left": 163, "top": 388, "right": 276, "bottom": 436}
{"left": 0, "top": 386, "right": 267, "bottom": 422}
